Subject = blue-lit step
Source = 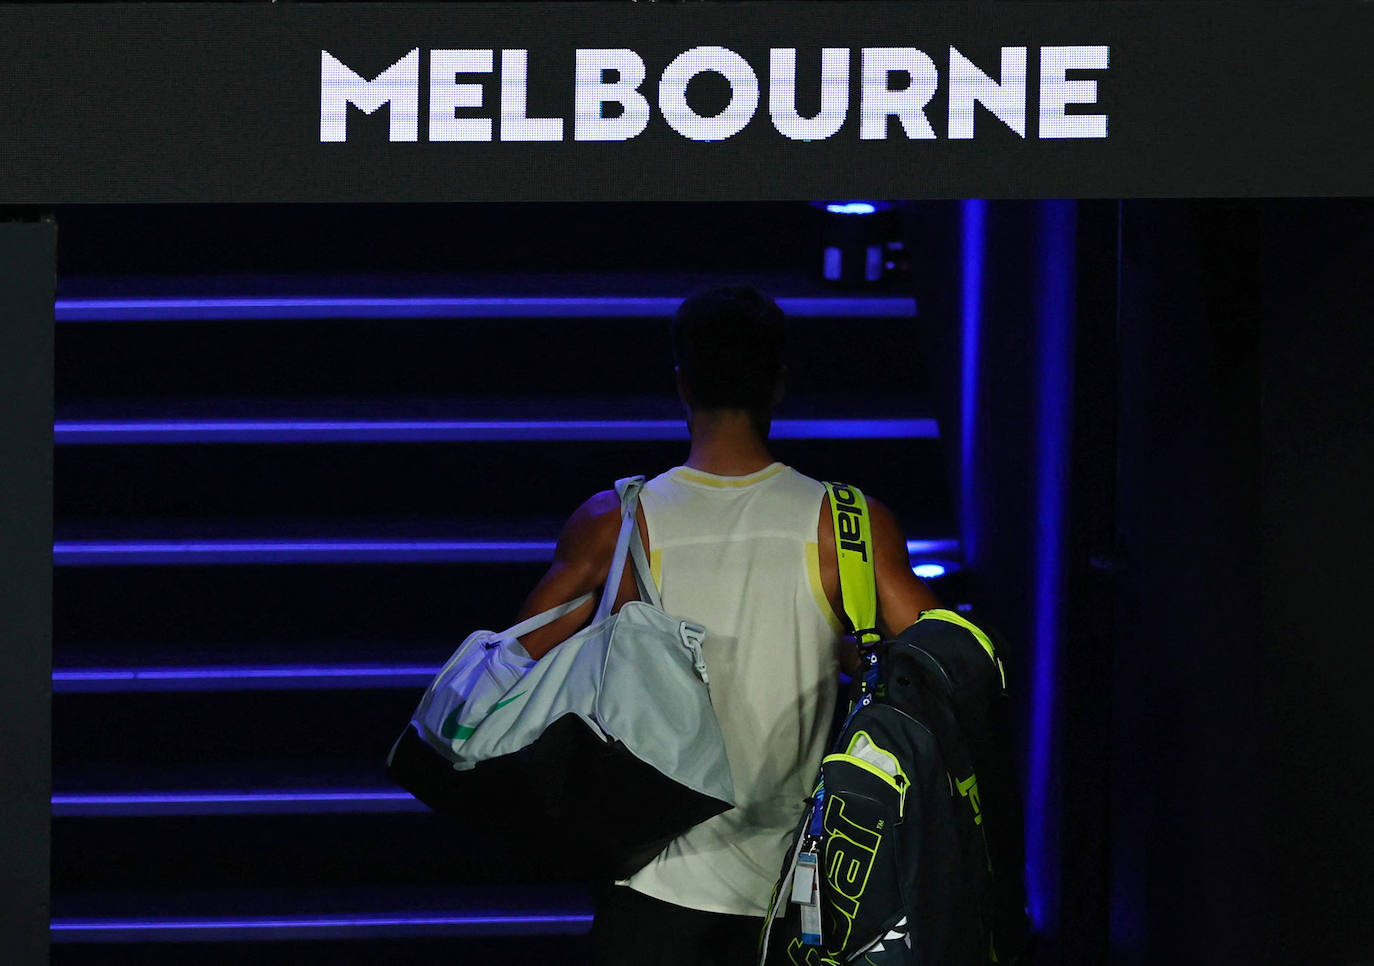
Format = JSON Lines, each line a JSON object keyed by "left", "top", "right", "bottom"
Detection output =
{"left": 51, "top": 687, "right": 441, "bottom": 788}
{"left": 52, "top": 563, "right": 552, "bottom": 654}
{"left": 55, "top": 413, "right": 936, "bottom": 445}
{"left": 50, "top": 883, "right": 593, "bottom": 943}
{"left": 55, "top": 270, "right": 916, "bottom": 318}
{"left": 54, "top": 401, "right": 951, "bottom": 533}
{"left": 55, "top": 274, "right": 921, "bottom": 403}
{"left": 53, "top": 521, "right": 956, "bottom": 567}
{"left": 54, "top": 788, "right": 420, "bottom": 817}
{"left": 53, "top": 659, "right": 442, "bottom": 693}
{"left": 50, "top": 934, "right": 593, "bottom": 966}
{"left": 51, "top": 758, "right": 425, "bottom": 816}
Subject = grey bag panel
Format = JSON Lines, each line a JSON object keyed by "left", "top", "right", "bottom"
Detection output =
{"left": 598, "top": 600, "right": 735, "bottom": 806}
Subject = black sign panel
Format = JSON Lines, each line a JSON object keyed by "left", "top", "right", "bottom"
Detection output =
{"left": 0, "top": 2, "right": 1369, "bottom": 202}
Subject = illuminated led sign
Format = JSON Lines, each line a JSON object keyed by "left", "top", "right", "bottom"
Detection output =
{"left": 321, "top": 45, "right": 1109, "bottom": 143}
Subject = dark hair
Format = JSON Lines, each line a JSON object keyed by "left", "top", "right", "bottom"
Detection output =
{"left": 670, "top": 285, "right": 785, "bottom": 425}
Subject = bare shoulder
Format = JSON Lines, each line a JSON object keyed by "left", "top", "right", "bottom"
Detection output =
{"left": 865, "top": 494, "right": 902, "bottom": 537}
{"left": 557, "top": 488, "right": 622, "bottom": 555}
{"left": 865, "top": 492, "right": 943, "bottom": 633}
{"left": 567, "top": 488, "right": 621, "bottom": 527}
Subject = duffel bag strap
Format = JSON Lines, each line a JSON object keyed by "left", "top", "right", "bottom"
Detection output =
{"left": 591, "top": 475, "right": 653, "bottom": 624}
{"left": 495, "top": 475, "right": 649, "bottom": 641}
{"left": 824, "top": 481, "right": 880, "bottom": 644}
{"left": 613, "top": 475, "right": 662, "bottom": 611}
{"left": 501, "top": 590, "right": 596, "bottom": 642}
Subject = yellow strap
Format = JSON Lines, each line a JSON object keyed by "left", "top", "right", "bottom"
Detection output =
{"left": 824, "top": 481, "right": 879, "bottom": 642}
{"left": 917, "top": 608, "right": 1006, "bottom": 688}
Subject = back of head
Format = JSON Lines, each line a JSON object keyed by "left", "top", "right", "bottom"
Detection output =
{"left": 670, "top": 285, "right": 785, "bottom": 424}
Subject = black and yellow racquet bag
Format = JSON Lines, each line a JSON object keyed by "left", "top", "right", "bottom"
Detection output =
{"left": 758, "top": 482, "right": 1030, "bottom": 965}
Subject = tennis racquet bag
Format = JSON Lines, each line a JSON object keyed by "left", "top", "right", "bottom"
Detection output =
{"left": 760, "top": 610, "right": 1030, "bottom": 965}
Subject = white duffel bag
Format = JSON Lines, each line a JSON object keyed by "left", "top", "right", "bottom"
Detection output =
{"left": 386, "top": 476, "right": 735, "bottom": 879}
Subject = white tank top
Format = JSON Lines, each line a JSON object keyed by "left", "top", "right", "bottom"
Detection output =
{"left": 622, "top": 462, "right": 843, "bottom": 916}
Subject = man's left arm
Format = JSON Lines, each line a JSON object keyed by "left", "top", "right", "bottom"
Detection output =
{"left": 869, "top": 496, "right": 942, "bottom": 638}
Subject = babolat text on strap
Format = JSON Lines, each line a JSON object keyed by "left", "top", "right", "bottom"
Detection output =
{"left": 824, "top": 481, "right": 879, "bottom": 644}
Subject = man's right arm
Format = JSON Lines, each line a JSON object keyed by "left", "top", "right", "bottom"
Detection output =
{"left": 511, "top": 490, "right": 643, "bottom": 660}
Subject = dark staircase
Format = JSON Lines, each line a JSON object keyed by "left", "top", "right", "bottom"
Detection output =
{"left": 49, "top": 202, "right": 957, "bottom": 964}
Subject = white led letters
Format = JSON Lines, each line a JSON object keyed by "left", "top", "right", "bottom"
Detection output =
{"left": 320, "top": 45, "right": 1110, "bottom": 144}
{"left": 1039, "top": 46, "right": 1110, "bottom": 139}
{"left": 768, "top": 48, "right": 850, "bottom": 142}
{"left": 659, "top": 46, "right": 760, "bottom": 142}
{"left": 948, "top": 46, "right": 1028, "bottom": 140}
{"left": 429, "top": 49, "right": 493, "bottom": 142}
{"left": 574, "top": 49, "right": 652, "bottom": 142}
{"left": 320, "top": 48, "right": 420, "bottom": 142}
{"left": 859, "top": 47, "right": 939, "bottom": 141}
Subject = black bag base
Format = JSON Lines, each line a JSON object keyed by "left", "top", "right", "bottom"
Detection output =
{"left": 387, "top": 713, "right": 732, "bottom": 881}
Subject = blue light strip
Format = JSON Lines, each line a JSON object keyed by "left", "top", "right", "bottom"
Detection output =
{"left": 51, "top": 790, "right": 425, "bottom": 816}
{"left": 54, "top": 417, "right": 939, "bottom": 445}
{"left": 54, "top": 294, "right": 915, "bottom": 322}
{"left": 50, "top": 911, "right": 593, "bottom": 942}
{"left": 959, "top": 200, "right": 987, "bottom": 569}
{"left": 51, "top": 539, "right": 558, "bottom": 566}
{"left": 1026, "top": 200, "right": 1077, "bottom": 935}
{"left": 53, "top": 537, "right": 956, "bottom": 567}
{"left": 52, "top": 664, "right": 439, "bottom": 692}
{"left": 905, "top": 538, "right": 959, "bottom": 556}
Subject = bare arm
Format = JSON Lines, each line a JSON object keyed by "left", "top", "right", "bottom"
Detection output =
{"left": 868, "top": 495, "right": 942, "bottom": 637}
{"left": 512, "top": 489, "right": 642, "bottom": 660}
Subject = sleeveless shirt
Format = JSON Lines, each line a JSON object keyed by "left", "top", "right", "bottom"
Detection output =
{"left": 621, "top": 462, "right": 843, "bottom": 916}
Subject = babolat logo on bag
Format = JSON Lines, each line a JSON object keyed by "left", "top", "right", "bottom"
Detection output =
{"left": 828, "top": 484, "right": 869, "bottom": 562}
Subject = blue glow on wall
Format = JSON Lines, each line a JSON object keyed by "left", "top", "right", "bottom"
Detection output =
{"left": 825, "top": 202, "right": 878, "bottom": 215}
{"left": 959, "top": 200, "right": 987, "bottom": 568}
{"left": 905, "top": 538, "right": 959, "bottom": 556}
{"left": 1026, "top": 200, "right": 1077, "bottom": 935}
{"left": 912, "top": 563, "right": 948, "bottom": 579}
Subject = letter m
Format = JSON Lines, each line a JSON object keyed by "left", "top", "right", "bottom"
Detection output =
{"left": 320, "top": 49, "right": 420, "bottom": 142}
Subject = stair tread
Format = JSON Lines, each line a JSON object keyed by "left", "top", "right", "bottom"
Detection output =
{"left": 52, "top": 882, "right": 593, "bottom": 920}
{"left": 57, "top": 392, "right": 937, "bottom": 422}
{"left": 57, "top": 269, "right": 914, "bottom": 303}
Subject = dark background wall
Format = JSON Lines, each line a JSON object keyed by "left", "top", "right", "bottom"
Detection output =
{"left": 1107, "top": 198, "right": 1374, "bottom": 964}
{"left": 0, "top": 221, "right": 56, "bottom": 966}
{"left": 911, "top": 197, "right": 1373, "bottom": 965}
{"left": 1254, "top": 200, "right": 1373, "bottom": 965}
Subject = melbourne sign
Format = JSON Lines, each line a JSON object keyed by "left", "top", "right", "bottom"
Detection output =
{"left": 320, "top": 45, "right": 1110, "bottom": 144}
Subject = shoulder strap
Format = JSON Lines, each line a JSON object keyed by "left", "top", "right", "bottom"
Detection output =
{"left": 616, "top": 475, "right": 662, "bottom": 609}
{"left": 591, "top": 475, "right": 659, "bottom": 623}
{"left": 501, "top": 476, "right": 652, "bottom": 641}
{"left": 824, "top": 481, "right": 880, "bottom": 643}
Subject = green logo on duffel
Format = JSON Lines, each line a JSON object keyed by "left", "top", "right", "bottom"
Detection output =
{"left": 439, "top": 701, "right": 467, "bottom": 740}
{"left": 440, "top": 692, "right": 528, "bottom": 742}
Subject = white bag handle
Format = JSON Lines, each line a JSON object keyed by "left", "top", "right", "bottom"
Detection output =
{"left": 592, "top": 475, "right": 652, "bottom": 624}
{"left": 501, "top": 590, "right": 596, "bottom": 642}
{"left": 498, "top": 475, "right": 654, "bottom": 641}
